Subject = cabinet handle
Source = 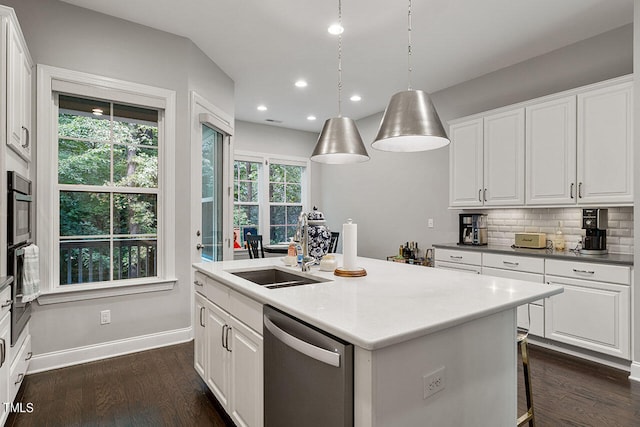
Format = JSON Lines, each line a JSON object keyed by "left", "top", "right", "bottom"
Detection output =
{"left": 573, "top": 268, "right": 595, "bottom": 275}
{"left": 15, "top": 373, "right": 24, "bottom": 386}
{"left": 21, "top": 126, "right": 30, "bottom": 149}
{"left": 194, "top": 280, "right": 203, "bottom": 287}
{"left": 221, "top": 324, "right": 228, "bottom": 349}
{"left": 225, "top": 326, "right": 232, "bottom": 352}
{"left": 199, "top": 307, "right": 205, "bottom": 327}
{"left": 478, "top": 189, "right": 482, "bottom": 202}
{"left": 0, "top": 339, "right": 5, "bottom": 367}
{"left": 25, "top": 351, "right": 32, "bottom": 361}
{"left": 449, "top": 255, "right": 463, "bottom": 259}
{"left": 578, "top": 182, "right": 583, "bottom": 198}
{"left": 570, "top": 183, "right": 575, "bottom": 199}
{"left": 483, "top": 188, "right": 487, "bottom": 202}
{"left": 502, "top": 261, "right": 519, "bottom": 266}
{"left": 1, "top": 300, "right": 11, "bottom": 308}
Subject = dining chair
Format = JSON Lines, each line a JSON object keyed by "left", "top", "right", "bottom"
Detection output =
{"left": 246, "top": 235, "right": 265, "bottom": 259}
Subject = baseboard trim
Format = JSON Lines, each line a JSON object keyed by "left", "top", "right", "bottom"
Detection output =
{"left": 527, "top": 336, "right": 631, "bottom": 372}
{"left": 630, "top": 362, "right": 640, "bottom": 382}
{"left": 28, "top": 326, "right": 193, "bottom": 374}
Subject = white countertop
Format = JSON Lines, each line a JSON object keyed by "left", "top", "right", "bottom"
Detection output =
{"left": 193, "top": 255, "right": 563, "bottom": 350}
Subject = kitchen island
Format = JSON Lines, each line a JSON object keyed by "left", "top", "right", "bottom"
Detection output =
{"left": 193, "top": 255, "right": 562, "bottom": 427}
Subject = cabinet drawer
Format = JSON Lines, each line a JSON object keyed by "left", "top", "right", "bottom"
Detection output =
{"left": 9, "top": 333, "right": 31, "bottom": 403}
{"left": 434, "top": 261, "right": 481, "bottom": 274}
{"left": 434, "top": 249, "right": 481, "bottom": 266}
{"left": 483, "top": 253, "right": 544, "bottom": 274}
{"left": 545, "top": 259, "right": 630, "bottom": 285}
{"left": 0, "top": 286, "right": 11, "bottom": 319}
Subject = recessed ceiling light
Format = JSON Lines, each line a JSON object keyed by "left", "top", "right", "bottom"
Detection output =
{"left": 257, "top": 105, "right": 267, "bottom": 111}
{"left": 350, "top": 95, "right": 362, "bottom": 102}
{"left": 307, "top": 115, "right": 316, "bottom": 121}
{"left": 295, "top": 80, "right": 308, "bottom": 88}
{"left": 327, "top": 23, "right": 344, "bottom": 35}
{"left": 92, "top": 108, "right": 103, "bottom": 116}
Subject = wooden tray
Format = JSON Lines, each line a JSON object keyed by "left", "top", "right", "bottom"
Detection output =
{"left": 334, "top": 267, "right": 367, "bottom": 277}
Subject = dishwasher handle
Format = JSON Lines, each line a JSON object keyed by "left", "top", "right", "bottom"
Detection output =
{"left": 264, "top": 315, "right": 341, "bottom": 368}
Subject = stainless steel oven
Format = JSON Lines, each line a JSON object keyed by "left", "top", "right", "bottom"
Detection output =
{"left": 8, "top": 243, "right": 32, "bottom": 346}
{"left": 7, "top": 171, "right": 32, "bottom": 247}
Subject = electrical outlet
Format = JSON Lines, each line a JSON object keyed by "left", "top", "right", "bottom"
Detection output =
{"left": 428, "top": 218, "right": 434, "bottom": 228}
{"left": 100, "top": 310, "right": 111, "bottom": 325}
{"left": 423, "top": 366, "right": 445, "bottom": 399}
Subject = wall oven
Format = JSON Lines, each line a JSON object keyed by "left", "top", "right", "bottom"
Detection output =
{"left": 7, "top": 171, "right": 32, "bottom": 247}
{"left": 7, "top": 171, "right": 33, "bottom": 346}
{"left": 7, "top": 244, "right": 32, "bottom": 346}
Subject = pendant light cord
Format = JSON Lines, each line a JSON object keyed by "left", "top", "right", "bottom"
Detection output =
{"left": 407, "top": 0, "right": 413, "bottom": 91}
{"left": 337, "top": 0, "right": 343, "bottom": 117}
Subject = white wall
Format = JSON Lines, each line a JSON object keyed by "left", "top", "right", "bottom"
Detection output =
{"left": 5, "top": 0, "right": 234, "bottom": 356}
{"left": 318, "top": 24, "right": 633, "bottom": 260}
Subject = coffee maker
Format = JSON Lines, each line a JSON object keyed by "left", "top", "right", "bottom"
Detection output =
{"left": 581, "top": 208, "right": 607, "bottom": 255}
{"left": 458, "top": 213, "right": 488, "bottom": 246}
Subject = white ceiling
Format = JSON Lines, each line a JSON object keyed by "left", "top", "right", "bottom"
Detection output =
{"left": 61, "top": 0, "right": 633, "bottom": 133}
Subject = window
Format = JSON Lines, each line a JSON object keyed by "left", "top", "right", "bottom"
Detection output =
{"left": 57, "top": 95, "right": 159, "bottom": 285}
{"left": 37, "top": 65, "right": 176, "bottom": 300}
{"left": 233, "top": 153, "right": 308, "bottom": 248}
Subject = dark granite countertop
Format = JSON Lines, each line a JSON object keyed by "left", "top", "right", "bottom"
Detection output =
{"left": 432, "top": 243, "right": 633, "bottom": 266}
{"left": 0, "top": 276, "right": 13, "bottom": 292}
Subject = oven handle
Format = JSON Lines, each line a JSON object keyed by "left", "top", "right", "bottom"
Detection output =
{"left": 14, "top": 193, "right": 32, "bottom": 203}
{"left": 1, "top": 300, "right": 11, "bottom": 309}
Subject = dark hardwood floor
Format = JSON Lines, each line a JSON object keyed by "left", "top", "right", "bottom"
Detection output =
{"left": 5, "top": 341, "right": 640, "bottom": 426}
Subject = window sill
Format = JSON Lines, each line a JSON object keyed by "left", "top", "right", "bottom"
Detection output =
{"left": 36, "top": 278, "right": 177, "bottom": 305}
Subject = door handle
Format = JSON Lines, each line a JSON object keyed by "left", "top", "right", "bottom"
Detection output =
{"left": 570, "top": 183, "right": 575, "bottom": 199}
{"left": 15, "top": 373, "right": 24, "bottom": 385}
{"left": 0, "top": 339, "right": 5, "bottom": 367}
{"left": 199, "top": 307, "right": 205, "bottom": 327}
{"left": 478, "top": 189, "right": 482, "bottom": 202}
{"left": 264, "top": 316, "right": 340, "bottom": 367}
{"left": 1, "top": 300, "right": 12, "bottom": 308}
{"left": 196, "top": 243, "right": 203, "bottom": 250}
{"left": 225, "top": 326, "right": 232, "bottom": 352}
{"left": 194, "top": 280, "right": 203, "bottom": 287}
{"left": 578, "top": 182, "right": 583, "bottom": 198}
{"left": 502, "top": 261, "right": 519, "bottom": 266}
{"left": 21, "top": 126, "right": 30, "bottom": 148}
{"left": 221, "top": 324, "right": 227, "bottom": 349}
{"left": 483, "top": 188, "right": 487, "bottom": 202}
{"left": 573, "top": 268, "right": 595, "bottom": 275}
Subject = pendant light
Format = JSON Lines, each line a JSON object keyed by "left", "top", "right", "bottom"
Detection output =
{"left": 372, "top": 0, "right": 449, "bottom": 152}
{"left": 311, "top": 0, "right": 369, "bottom": 164}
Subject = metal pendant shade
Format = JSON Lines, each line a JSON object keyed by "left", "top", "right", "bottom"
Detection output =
{"left": 310, "top": 0, "right": 369, "bottom": 164}
{"left": 311, "top": 117, "right": 369, "bottom": 164}
{"left": 372, "top": 89, "right": 450, "bottom": 152}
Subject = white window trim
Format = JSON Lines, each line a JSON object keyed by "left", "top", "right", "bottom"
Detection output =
{"left": 233, "top": 150, "right": 310, "bottom": 248}
{"left": 36, "top": 65, "right": 177, "bottom": 303}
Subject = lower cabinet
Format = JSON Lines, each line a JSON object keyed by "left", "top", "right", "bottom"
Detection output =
{"left": 194, "top": 273, "right": 263, "bottom": 427}
{"left": 544, "top": 259, "right": 631, "bottom": 359}
{"left": 0, "top": 312, "right": 11, "bottom": 426}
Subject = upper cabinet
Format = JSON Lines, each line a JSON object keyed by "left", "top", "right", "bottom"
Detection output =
{"left": 449, "top": 109, "right": 525, "bottom": 208}
{"left": 450, "top": 76, "right": 633, "bottom": 208}
{"left": 2, "top": 6, "right": 34, "bottom": 162}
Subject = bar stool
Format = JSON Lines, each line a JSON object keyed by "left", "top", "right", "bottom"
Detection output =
{"left": 517, "top": 306, "right": 535, "bottom": 427}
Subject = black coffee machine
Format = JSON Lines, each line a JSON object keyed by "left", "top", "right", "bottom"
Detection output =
{"left": 581, "top": 208, "right": 607, "bottom": 255}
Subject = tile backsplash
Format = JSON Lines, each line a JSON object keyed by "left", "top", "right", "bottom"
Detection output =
{"left": 469, "top": 207, "right": 633, "bottom": 254}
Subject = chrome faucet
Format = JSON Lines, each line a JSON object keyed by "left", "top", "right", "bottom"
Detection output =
{"left": 296, "top": 212, "right": 315, "bottom": 272}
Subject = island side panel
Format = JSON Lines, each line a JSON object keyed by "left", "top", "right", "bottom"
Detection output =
{"left": 355, "top": 309, "right": 517, "bottom": 427}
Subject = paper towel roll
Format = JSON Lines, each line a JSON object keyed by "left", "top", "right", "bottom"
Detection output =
{"left": 343, "top": 219, "right": 357, "bottom": 271}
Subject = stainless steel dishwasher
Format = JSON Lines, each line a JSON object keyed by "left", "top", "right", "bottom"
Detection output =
{"left": 263, "top": 305, "right": 354, "bottom": 427}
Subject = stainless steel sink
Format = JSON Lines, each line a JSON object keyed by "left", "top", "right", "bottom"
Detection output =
{"left": 231, "top": 268, "right": 329, "bottom": 289}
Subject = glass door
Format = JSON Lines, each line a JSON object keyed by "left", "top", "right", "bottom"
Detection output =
{"left": 201, "top": 124, "right": 224, "bottom": 261}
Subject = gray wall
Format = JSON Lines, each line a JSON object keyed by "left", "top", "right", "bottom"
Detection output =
{"left": 318, "top": 24, "right": 633, "bottom": 261}
{"left": 6, "top": 0, "right": 234, "bottom": 355}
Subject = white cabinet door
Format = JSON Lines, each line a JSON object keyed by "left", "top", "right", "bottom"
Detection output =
{"left": 526, "top": 96, "right": 577, "bottom": 205}
{"left": 194, "top": 293, "right": 207, "bottom": 379}
{"left": 577, "top": 81, "right": 633, "bottom": 204}
{"left": 545, "top": 275, "right": 630, "bottom": 359}
{"left": 6, "top": 20, "right": 32, "bottom": 161}
{"left": 449, "top": 118, "right": 483, "bottom": 207}
{"left": 229, "top": 316, "right": 264, "bottom": 427}
{"left": 206, "top": 300, "right": 231, "bottom": 409}
{"left": 0, "top": 313, "right": 11, "bottom": 426}
{"left": 483, "top": 109, "right": 525, "bottom": 206}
